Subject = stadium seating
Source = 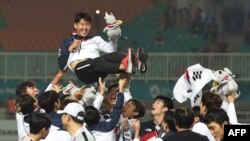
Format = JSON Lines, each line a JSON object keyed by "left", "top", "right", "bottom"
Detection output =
{"left": 239, "top": 44, "right": 250, "bottom": 52}
{"left": 118, "top": 1, "right": 205, "bottom": 53}
{"left": 0, "top": 0, "right": 154, "bottom": 51}
{"left": 0, "top": 13, "right": 7, "bottom": 29}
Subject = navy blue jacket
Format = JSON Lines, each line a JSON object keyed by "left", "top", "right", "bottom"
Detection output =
{"left": 57, "top": 35, "right": 93, "bottom": 71}
{"left": 58, "top": 37, "right": 74, "bottom": 71}
{"left": 89, "top": 92, "right": 124, "bottom": 132}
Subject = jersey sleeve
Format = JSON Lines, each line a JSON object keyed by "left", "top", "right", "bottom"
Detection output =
{"left": 58, "top": 38, "right": 73, "bottom": 71}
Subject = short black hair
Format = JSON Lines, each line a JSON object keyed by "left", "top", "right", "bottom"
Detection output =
{"left": 16, "top": 80, "right": 36, "bottom": 96}
{"left": 74, "top": 12, "right": 92, "bottom": 23}
{"left": 84, "top": 106, "right": 100, "bottom": 127}
{"left": 107, "top": 83, "right": 118, "bottom": 93}
{"left": 153, "top": 95, "right": 174, "bottom": 110}
{"left": 15, "top": 94, "right": 36, "bottom": 115}
{"left": 174, "top": 107, "right": 194, "bottom": 129}
{"left": 192, "top": 105, "right": 202, "bottom": 119}
{"left": 60, "top": 94, "right": 71, "bottom": 104}
{"left": 164, "top": 110, "right": 177, "bottom": 132}
{"left": 38, "top": 90, "right": 59, "bottom": 113}
{"left": 201, "top": 91, "right": 222, "bottom": 111}
{"left": 60, "top": 98, "right": 78, "bottom": 110}
{"left": 204, "top": 108, "right": 229, "bottom": 125}
{"left": 29, "top": 112, "right": 51, "bottom": 134}
{"left": 126, "top": 99, "right": 146, "bottom": 118}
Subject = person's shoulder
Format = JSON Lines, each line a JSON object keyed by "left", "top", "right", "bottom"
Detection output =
{"left": 45, "top": 129, "right": 71, "bottom": 140}
{"left": 61, "top": 35, "right": 73, "bottom": 41}
{"left": 141, "top": 120, "right": 154, "bottom": 125}
{"left": 58, "top": 37, "right": 73, "bottom": 49}
{"left": 162, "top": 131, "right": 175, "bottom": 140}
{"left": 90, "top": 35, "right": 106, "bottom": 42}
{"left": 92, "top": 35, "right": 102, "bottom": 39}
{"left": 193, "top": 121, "right": 208, "bottom": 129}
{"left": 19, "top": 136, "right": 30, "bottom": 141}
{"left": 75, "top": 128, "right": 95, "bottom": 141}
{"left": 86, "top": 35, "right": 95, "bottom": 39}
{"left": 166, "top": 131, "right": 209, "bottom": 141}
{"left": 189, "top": 131, "right": 210, "bottom": 141}
{"left": 62, "top": 36, "right": 73, "bottom": 43}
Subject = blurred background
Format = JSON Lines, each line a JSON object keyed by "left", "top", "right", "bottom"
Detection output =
{"left": 1, "top": 0, "right": 250, "bottom": 140}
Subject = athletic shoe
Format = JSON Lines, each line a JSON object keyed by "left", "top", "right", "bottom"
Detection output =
{"left": 121, "top": 48, "right": 133, "bottom": 74}
{"left": 133, "top": 48, "right": 148, "bottom": 73}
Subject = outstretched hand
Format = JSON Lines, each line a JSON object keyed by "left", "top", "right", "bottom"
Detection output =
{"left": 226, "top": 91, "right": 236, "bottom": 103}
{"left": 98, "top": 77, "right": 106, "bottom": 95}
{"left": 52, "top": 84, "right": 63, "bottom": 93}
{"left": 118, "top": 77, "right": 128, "bottom": 92}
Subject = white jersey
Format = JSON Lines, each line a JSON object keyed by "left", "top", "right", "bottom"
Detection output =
{"left": 116, "top": 117, "right": 134, "bottom": 141}
{"left": 18, "top": 136, "right": 31, "bottom": 141}
{"left": 42, "top": 129, "right": 71, "bottom": 141}
{"left": 16, "top": 112, "right": 61, "bottom": 140}
{"left": 16, "top": 113, "right": 29, "bottom": 140}
{"left": 67, "top": 36, "right": 117, "bottom": 72}
{"left": 192, "top": 122, "right": 215, "bottom": 141}
{"left": 92, "top": 128, "right": 116, "bottom": 141}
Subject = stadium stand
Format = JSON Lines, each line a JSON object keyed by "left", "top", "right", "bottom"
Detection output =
{"left": 0, "top": 0, "right": 208, "bottom": 53}
{"left": 0, "top": 0, "right": 154, "bottom": 51}
{"left": 117, "top": 1, "right": 205, "bottom": 53}
{"left": 0, "top": 11, "right": 7, "bottom": 29}
{"left": 239, "top": 44, "right": 250, "bottom": 52}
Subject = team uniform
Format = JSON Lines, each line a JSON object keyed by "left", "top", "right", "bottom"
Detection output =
{"left": 58, "top": 35, "right": 93, "bottom": 72}
{"left": 58, "top": 34, "right": 147, "bottom": 84}
{"left": 58, "top": 34, "right": 126, "bottom": 84}
{"left": 42, "top": 129, "right": 71, "bottom": 141}
{"left": 71, "top": 125, "right": 95, "bottom": 141}
{"left": 99, "top": 88, "right": 134, "bottom": 141}
{"left": 116, "top": 118, "right": 134, "bottom": 141}
{"left": 16, "top": 108, "right": 53, "bottom": 140}
{"left": 19, "top": 136, "right": 32, "bottom": 141}
{"left": 139, "top": 120, "right": 165, "bottom": 141}
{"left": 16, "top": 113, "right": 29, "bottom": 140}
{"left": 88, "top": 92, "right": 124, "bottom": 141}
{"left": 67, "top": 36, "right": 127, "bottom": 84}
{"left": 47, "top": 111, "right": 63, "bottom": 129}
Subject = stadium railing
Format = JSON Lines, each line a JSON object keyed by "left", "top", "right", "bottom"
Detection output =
{"left": 1, "top": 52, "right": 250, "bottom": 81}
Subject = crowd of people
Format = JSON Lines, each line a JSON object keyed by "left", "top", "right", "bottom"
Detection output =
{"left": 163, "top": 2, "right": 250, "bottom": 52}
{"left": 15, "top": 76, "right": 242, "bottom": 141}
{"left": 13, "top": 11, "right": 246, "bottom": 141}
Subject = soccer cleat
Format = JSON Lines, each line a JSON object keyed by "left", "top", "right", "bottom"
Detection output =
{"left": 121, "top": 48, "right": 133, "bottom": 74}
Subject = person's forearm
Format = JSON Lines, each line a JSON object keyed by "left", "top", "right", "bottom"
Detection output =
{"left": 45, "top": 70, "right": 65, "bottom": 92}
{"left": 51, "top": 70, "right": 65, "bottom": 85}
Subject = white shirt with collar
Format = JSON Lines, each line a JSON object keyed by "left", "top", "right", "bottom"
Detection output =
{"left": 67, "top": 36, "right": 117, "bottom": 72}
